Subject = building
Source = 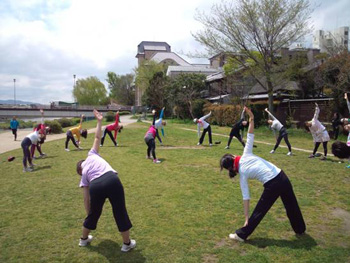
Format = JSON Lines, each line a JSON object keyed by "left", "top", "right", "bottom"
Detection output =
{"left": 313, "top": 27, "right": 349, "bottom": 53}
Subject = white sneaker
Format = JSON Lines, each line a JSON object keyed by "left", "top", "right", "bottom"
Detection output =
{"left": 197, "top": 142, "right": 201, "bottom": 146}
{"left": 65, "top": 148, "right": 70, "bottom": 152}
{"left": 23, "top": 167, "right": 33, "bottom": 172}
{"left": 100, "top": 144, "right": 103, "bottom": 147}
{"left": 225, "top": 146, "right": 230, "bottom": 149}
{"left": 229, "top": 233, "right": 244, "bottom": 242}
{"left": 79, "top": 235, "right": 93, "bottom": 247}
{"left": 153, "top": 159, "right": 161, "bottom": 164}
{"left": 209, "top": 144, "right": 213, "bottom": 147}
{"left": 78, "top": 147, "right": 83, "bottom": 150}
{"left": 121, "top": 239, "right": 136, "bottom": 252}
{"left": 270, "top": 150, "right": 275, "bottom": 154}
{"left": 146, "top": 155, "right": 152, "bottom": 159}
{"left": 287, "top": 152, "right": 292, "bottom": 156}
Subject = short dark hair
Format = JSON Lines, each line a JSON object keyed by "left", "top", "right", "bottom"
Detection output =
{"left": 76, "top": 159, "right": 85, "bottom": 175}
{"left": 81, "top": 129, "right": 88, "bottom": 139}
{"left": 332, "top": 141, "right": 350, "bottom": 159}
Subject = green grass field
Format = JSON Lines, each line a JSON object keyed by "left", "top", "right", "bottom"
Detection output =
{"left": 0, "top": 120, "right": 349, "bottom": 263}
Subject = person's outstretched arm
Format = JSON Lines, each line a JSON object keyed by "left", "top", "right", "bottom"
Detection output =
{"left": 264, "top": 108, "right": 276, "bottom": 120}
{"left": 92, "top": 109, "right": 103, "bottom": 153}
{"left": 201, "top": 111, "right": 212, "bottom": 121}
{"left": 245, "top": 107, "right": 254, "bottom": 134}
{"left": 313, "top": 103, "right": 320, "bottom": 121}
{"left": 159, "top": 107, "right": 165, "bottom": 120}
{"left": 152, "top": 110, "right": 156, "bottom": 125}
{"left": 345, "top": 93, "right": 350, "bottom": 113}
{"left": 240, "top": 108, "right": 245, "bottom": 120}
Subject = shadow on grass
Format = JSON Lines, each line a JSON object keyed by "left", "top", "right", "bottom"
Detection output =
{"left": 247, "top": 233, "right": 317, "bottom": 250}
{"left": 36, "top": 155, "right": 57, "bottom": 159}
{"left": 87, "top": 239, "right": 146, "bottom": 263}
{"left": 33, "top": 165, "right": 52, "bottom": 171}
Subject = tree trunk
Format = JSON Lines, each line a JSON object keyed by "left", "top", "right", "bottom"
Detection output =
{"left": 188, "top": 100, "right": 194, "bottom": 119}
{"left": 266, "top": 78, "right": 274, "bottom": 114}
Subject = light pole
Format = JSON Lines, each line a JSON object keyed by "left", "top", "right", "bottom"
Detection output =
{"left": 73, "top": 74, "right": 76, "bottom": 102}
{"left": 13, "top": 79, "right": 16, "bottom": 106}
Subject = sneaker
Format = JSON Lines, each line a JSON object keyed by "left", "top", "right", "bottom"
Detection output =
{"left": 225, "top": 146, "right": 230, "bottom": 149}
{"left": 23, "top": 167, "right": 33, "bottom": 172}
{"left": 78, "top": 147, "right": 83, "bottom": 150}
{"left": 153, "top": 159, "right": 161, "bottom": 164}
{"left": 308, "top": 154, "right": 315, "bottom": 158}
{"left": 40, "top": 153, "right": 46, "bottom": 158}
{"left": 79, "top": 235, "right": 93, "bottom": 247}
{"left": 65, "top": 148, "right": 70, "bottom": 152}
{"left": 197, "top": 142, "right": 201, "bottom": 146}
{"left": 100, "top": 144, "right": 103, "bottom": 147}
{"left": 287, "top": 152, "right": 292, "bottom": 156}
{"left": 121, "top": 239, "right": 136, "bottom": 252}
{"left": 229, "top": 233, "right": 244, "bottom": 242}
{"left": 32, "top": 156, "right": 37, "bottom": 160}
{"left": 320, "top": 156, "right": 326, "bottom": 161}
{"left": 209, "top": 144, "right": 213, "bottom": 147}
{"left": 146, "top": 155, "right": 152, "bottom": 159}
{"left": 270, "top": 150, "right": 275, "bottom": 154}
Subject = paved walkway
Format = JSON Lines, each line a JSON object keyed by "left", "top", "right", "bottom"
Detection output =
{"left": 0, "top": 115, "right": 137, "bottom": 154}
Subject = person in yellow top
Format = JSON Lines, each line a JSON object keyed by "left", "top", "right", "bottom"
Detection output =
{"left": 65, "top": 114, "right": 88, "bottom": 151}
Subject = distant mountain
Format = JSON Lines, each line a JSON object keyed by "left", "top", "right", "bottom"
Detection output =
{"left": 0, "top": 99, "right": 42, "bottom": 105}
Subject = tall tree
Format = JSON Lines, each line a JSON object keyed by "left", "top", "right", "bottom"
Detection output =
{"left": 72, "top": 76, "right": 107, "bottom": 105}
{"left": 193, "top": 0, "right": 313, "bottom": 112}
{"left": 143, "top": 71, "right": 168, "bottom": 111}
{"left": 106, "top": 72, "right": 135, "bottom": 105}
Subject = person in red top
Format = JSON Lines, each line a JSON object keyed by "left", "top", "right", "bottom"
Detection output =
{"left": 100, "top": 111, "right": 123, "bottom": 147}
{"left": 31, "top": 109, "right": 47, "bottom": 159}
{"left": 144, "top": 110, "right": 161, "bottom": 164}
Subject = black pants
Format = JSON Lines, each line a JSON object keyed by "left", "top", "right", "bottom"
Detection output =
{"left": 145, "top": 136, "right": 156, "bottom": 159}
{"left": 227, "top": 132, "right": 245, "bottom": 147}
{"left": 236, "top": 170, "right": 306, "bottom": 240}
{"left": 101, "top": 129, "right": 117, "bottom": 146}
{"left": 274, "top": 128, "right": 292, "bottom": 152}
{"left": 333, "top": 127, "right": 339, "bottom": 140}
{"left": 199, "top": 125, "right": 212, "bottom": 144}
{"left": 65, "top": 130, "right": 79, "bottom": 149}
{"left": 155, "top": 129, "right": 162, "bottom": 143}
{"left": 84, "top": 171, "right": 132, "bottom": 232}
{"left": 313, "top": 141, "right": 328, "bottom": 156}
{"left": 12, "top": 129, "right": 17, "bottom": 140}
{"left": 21, "top": 137, "right": 32, "bottom": 167}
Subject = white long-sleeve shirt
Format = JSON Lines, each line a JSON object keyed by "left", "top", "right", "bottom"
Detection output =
{"left": 309, "top": 106, "right": 326, "bottom": 141}
{"left": 267, "top": 111, "right": 283, "bottom": 132}
{"left": 197, "top": 112, "right": 211, "bottom": 137}
{"left": 238, "top": 133, "right": 281, "bottom": 200}
{"left": 26, "top": 131, "right": 40, "bottom": 144}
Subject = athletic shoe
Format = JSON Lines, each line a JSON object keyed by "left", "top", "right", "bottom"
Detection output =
{"left": 121, "top": 239, "right": 136, "bottom": 252}
{"left": 197, "top": 142, "right": 201, "bottom": 146}
{"left": 320, "top": 156, "right": 327, "bottom": 161}
{"left": 308, "top": 154, "right": 315, "bottom": 158}
{"left": 229, "top": 233, "right": 244, "bottom": 242}
{"left": 40, "top": 153, "right": 46, "bottom": 158}
{"left": 78, "top": 147, "right": 83, "bottom": 150}
{"left": 287, "top": 152, "right": 292, "bottom": 156}
{"left": 270, "top": 150, "right": 275, "bottom": 154}
{"left": 100, "top": 144, "right": 103, "bottom": 147}
{"left": 23, "top": 167, "right": 33, "bottom": 172}
{"left": 225, "top": 146, "right": 230, "bottom": 149}
{"left": 146, "top": 155, "right": 152, "bottom": 159}
{"left": 209, "top": 144, "right": 213, "bottom": 147}
{"left": 153, "top": 159, "right": 161, "bottom": 164}
{"left": 79, "top": 235, "right": 93, "bottom": 247}
{"left": 65, "top": 148, "right": 70, "bottom": 152}
{"left": 32, "top": 156, "right": 37, "bottom": 160}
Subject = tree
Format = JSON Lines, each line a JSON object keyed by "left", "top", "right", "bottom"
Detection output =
{"left": 106, "top": 72, "right": 135, "bottom": 105}
{"left": 72, "top": 76, "right": 107, "bottom": 105}
{"left": 143, "top": 71, "right": 168, "bottom": 111}
{"left": 166, "top": 73, "right": 206, "bottom": 119}
{"left": 193, "top": 0, "right": 313, "bottom": 112}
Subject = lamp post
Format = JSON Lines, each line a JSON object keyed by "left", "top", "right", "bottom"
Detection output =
{"left": 13, "top": 79, "right": 16, "bottom": 106}
{"left": 73, "top": 74, "right": 76, "bottom": 103}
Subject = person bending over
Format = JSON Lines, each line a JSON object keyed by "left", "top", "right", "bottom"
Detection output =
{"left": 65, "top": 114, "right": 87, "bottom": 151}
{"left": 225, "top": 108, "right": 248, "bottom": 149}
{"left": 154, "top": 107, "right": 166, "bottom": 145}
{"left": 265, "top": 108, "right": 292, "bottom": 156}
{"left": 21, "top": 128, "right": 45, "bottom": 172}
{"left": 76, "top": 109, "right": 136, "bottom": 252}
{"left": 194, "top": 111, "right": 213, "bottom": 146}
{"left": 144, "top": 110, "right": 161, "bottom": 164}
{"left": 31, "top": 109, "right": 47, "bottom": 159}
{"left": 220, "top": 106, "right": 306, "bottom": 242}
{"left": 101, "top": 111, "right": 123, "bottom": 147}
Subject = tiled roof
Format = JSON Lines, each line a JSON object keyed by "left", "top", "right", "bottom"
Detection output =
{"left": 151, "top": 52, "right": 191, "bottom": 66}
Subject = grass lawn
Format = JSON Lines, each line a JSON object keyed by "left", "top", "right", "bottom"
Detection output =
{"left": 0, "top": 120, "right": 349, "bottom": 263}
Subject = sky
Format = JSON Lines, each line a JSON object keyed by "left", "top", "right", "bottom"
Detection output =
{"left": 0, "top": 0, "right": 349, "bottom": 104}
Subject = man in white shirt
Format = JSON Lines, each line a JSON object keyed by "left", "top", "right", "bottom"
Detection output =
{"left": 220, "top": 107, "right": 305, "bottom": 241}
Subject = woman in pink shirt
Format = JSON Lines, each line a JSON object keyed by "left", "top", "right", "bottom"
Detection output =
{"left": 144, "top": 110, "right": 161, "bottom": 164}
{"left": 100, "top": 111, "right": 123, "bottom": 147}
{"left": 76, "top": 109, "right": 136, "bottom": 252}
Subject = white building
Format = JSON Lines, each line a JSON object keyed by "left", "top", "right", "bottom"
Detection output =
{"left": 313, "top": 26, "right": 349, "bottom": 53}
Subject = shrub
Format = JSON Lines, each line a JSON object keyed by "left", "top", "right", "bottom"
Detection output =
{"left": 44, "top": 120, "right": 62, "bottom": 134}
{"left": 57, "top": 118, "right": 75, "bottom": 128}
{"left": 192, "top": 99, "right": 207, "bottom": 119}
{"left": 105, "top": 111, "right": 116, "bottom": 122}
{"left": 203, "top": 102, "right": 242, "bottom": 126}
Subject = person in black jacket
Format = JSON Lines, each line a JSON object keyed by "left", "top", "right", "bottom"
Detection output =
{"left": 225, "top": 108, "right": 248, "bottom": 149}
{"left": 331, "top": 112, "right": 341, "bottom": 140}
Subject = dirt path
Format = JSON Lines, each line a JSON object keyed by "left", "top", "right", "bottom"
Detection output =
{"left": 0, "top": 115, "right": 137, "bottom": 154}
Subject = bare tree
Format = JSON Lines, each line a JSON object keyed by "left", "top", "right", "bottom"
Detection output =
{"left": 193, "top": 0, "right": 313, "bottom": 112}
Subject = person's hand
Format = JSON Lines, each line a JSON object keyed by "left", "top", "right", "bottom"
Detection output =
{"left": 345, "top": 93, "right": 348, "bottom": 100}
{"left": 315, "top": 103, "right": 318, "bottom": 107}
{"left": 162, "top": 107, "right": 165, "bottom": 110}
{"left": 244, "top": 107, "right": 254, "bottom": 118}
{"left": 152, "top": 109, "right": 156, "bottom": 115}
{"left": 264, "top": 108, "right": 268, "bottom": 112}
{"left": 243, "top": 219, "right": 249, "bottom": 227}
{"left": 93, "top": 109, "right": 103, "bottom": 121}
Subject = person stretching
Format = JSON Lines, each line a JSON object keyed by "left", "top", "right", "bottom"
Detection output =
{"left": 31, "top": 109, "right": 47, "bottom": 159}
{"left": 154, "top": 107, "right": 166, "bottom": 145}
{"left": 100, "top": 111, "right": 123, "bottom": 147}
{"left": 76, "top": 109, "right": 136, "bottom": 252}
{"left": 21, "top": 128, "right": 46, "bottom": 172}
{"left": 10, "top": 116, "right": 19, "bottom": 141}
{"left": 341, "top": 93, "right": 350, "bottom": 125}
{"left": 225, "top": 108, "right": 248, "bottom": 149}
{"left": 65, "top": 114, "right": 87, "bottom": 151}
{"left": 194, "top": 111, "right": 212, "bottom": 146}
{"left": 144, "top": 110, "right": 161, "bottom": 164}
{"left": 331, "top": 112, "right": 341, "bottom": 140}
{"left": 265, "top": 108, "right": 292, "bottom": 156}
{"left": 305, "top": 103, "right": 330, "bottom": 160}
{"left": 220, "top": 106, "right": 306, "bottom": 242}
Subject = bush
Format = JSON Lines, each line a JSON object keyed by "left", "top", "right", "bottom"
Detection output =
{"left": 192, "top": 99, "right": 207, "bottom": 119}
{"left": 105, "top": 111, "right": 115, "bottom": 122}
{"left": 57, "top": 118, "right": 75, "bottom": 128}
{"left": 203, "top": 102, "right": 242, "bottom": 126}
{"left": 44, "top": 120, "right": 63, "bottom": 134}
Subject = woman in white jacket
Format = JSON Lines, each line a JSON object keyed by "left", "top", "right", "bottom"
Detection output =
{"left": 305, "top": 103, "right": 330, "bottom": 160}
{"left": 194, "top": 111, "right": 213, "bottom": 146}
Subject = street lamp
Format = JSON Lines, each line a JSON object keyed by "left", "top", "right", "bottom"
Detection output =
{"left": 73, "top": 74, "right": 76, "bottom": 88}
{"left": 13, "top": 79, "right": 16, "bottom": 106}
